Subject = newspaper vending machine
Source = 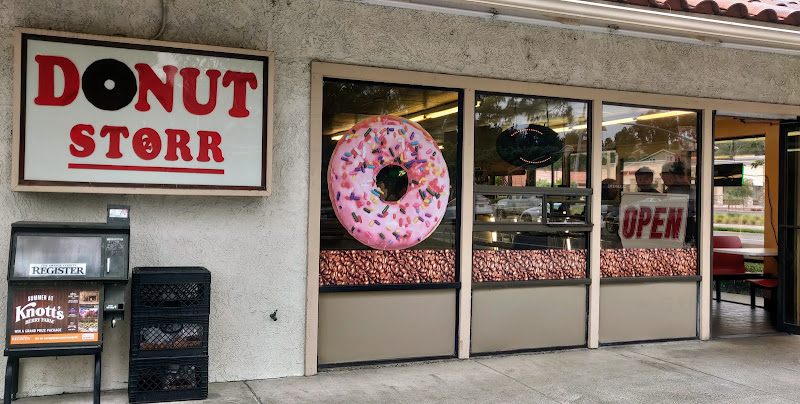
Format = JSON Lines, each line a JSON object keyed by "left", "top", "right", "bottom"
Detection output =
{"left": 3, "top": 206, "right": 131, "bottom": 404}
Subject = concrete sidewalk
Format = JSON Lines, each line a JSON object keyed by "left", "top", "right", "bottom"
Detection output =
{"left": 14, "top": 334, "right": 800, "bottom": 403}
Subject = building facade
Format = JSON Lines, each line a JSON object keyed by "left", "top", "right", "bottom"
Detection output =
{"left": 3, "top": 0, "right": 800, "bottom": 397}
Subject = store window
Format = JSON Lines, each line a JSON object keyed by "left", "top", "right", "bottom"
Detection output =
{"left": 600, "top": 104, "right": 700, "bottom": 277}
{"left": 713, "top": 136, "right": 767, "bottom": 247}
{"left": 319, "top": 79, "right": 460, "bottom": 286}
{"left": 474, "top": 93, "right": 589, "bottom": 189}
{"left": 473, "top": 92, "right": 591, "bottom": 281}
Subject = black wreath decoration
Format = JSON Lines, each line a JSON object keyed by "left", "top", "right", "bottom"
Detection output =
{"left": 495, "top": 124, "right": 564, "bottom": 168}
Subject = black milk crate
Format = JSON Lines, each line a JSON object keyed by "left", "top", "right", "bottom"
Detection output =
{"left": 130, "top": 316, "right": 209, "bottom": 359}
{"left": 128, "top": 356, "right": 208, "bottom": 403}
{"left": 132, "top": 267, "right": 211, "bottom": 316}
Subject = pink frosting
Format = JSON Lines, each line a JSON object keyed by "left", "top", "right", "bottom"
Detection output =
{"left": 327, "top": 115, "right": 450, "bottom": 250}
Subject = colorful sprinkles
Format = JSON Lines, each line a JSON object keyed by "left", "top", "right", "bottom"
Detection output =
{"left": 328, "top": 115, "right": 450, "bottom": 250}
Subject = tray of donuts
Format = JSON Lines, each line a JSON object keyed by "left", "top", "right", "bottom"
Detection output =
{"left": 130, "top": 316, "right": 209, "bottom": 359}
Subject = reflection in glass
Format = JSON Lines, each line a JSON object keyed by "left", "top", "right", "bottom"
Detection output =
{"left": 473, "top": 231, "right": 586, "bottom": 250}
{"left": 474, "top": 194, "right": 543, "bottom": 223}
{"left": 321, "top": 80, "right": 460, "bottom": 251}
{"left": 786, "top": 132, "right": 800, "bottom": 226}
{"left": 784, "top": 133, "right": 800, "bottom": 325}
{"left": 375, "top": 165, "right": 409, "bottom": 202}
{"left": 600, "top": 104, "right": 699, "bottom": 277}
{"left": 474, "top": 93, "right": 589, "bottom": 188}
{"left": 319, "top": 80, "right": 460, "bottom": 286}
{"left": 713, "top": 133, "right": 767, "bottom": 246}
{"left": 546, "top": 195, "right": 587, "bottom": 224}
{"left": 786, "top": 231, "right": 799, "bottom": 325}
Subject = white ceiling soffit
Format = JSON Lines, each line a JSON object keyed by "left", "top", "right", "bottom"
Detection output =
{"left": 365, "top": 0, "right": 800, "bottom": 55}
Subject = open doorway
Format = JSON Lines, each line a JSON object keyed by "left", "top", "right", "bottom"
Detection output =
{"left": 712, "top": 115, "right": 780, "bottom": 337}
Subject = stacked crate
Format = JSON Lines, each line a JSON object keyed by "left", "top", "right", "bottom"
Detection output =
{"left": 128, "top": 267, "right": 211, "bottom": 403}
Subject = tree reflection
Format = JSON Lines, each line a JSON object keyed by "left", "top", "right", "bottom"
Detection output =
{"left": 474, "top": 94, "right": 589, "bottom": 187}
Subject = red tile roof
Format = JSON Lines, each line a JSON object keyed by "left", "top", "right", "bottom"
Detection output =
{"left": 607, "top": 0, "right": 800, "bottom": 26}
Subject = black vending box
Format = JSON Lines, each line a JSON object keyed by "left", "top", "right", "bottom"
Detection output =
{"left": 3, "top": 205, "right": 132, "bottom": 404}
{"left": 129, "top": 267, "right": 210, "bottom": 404}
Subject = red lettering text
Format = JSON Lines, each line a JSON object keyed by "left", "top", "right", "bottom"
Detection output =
{"left": 165, "top": 129, "right": 192, "bottom": 161}
{"left": 664, "top": 208, "right": 684, "bottom": 240}
{"left": 621, "top": 207, "right": 638, "bottom": 239}
{"left": 650, "top": 207, "right": 667, "bottom": 239}
{"left": 197, "top": 131, "right": 224, "bottom": 162}
{"left": 223, "top": 71, "right": 258, "bottom": 118}
{"left": 99, "top": 126, "right": 130, "bottom": 159}
{"left": 635, "top": 206, "right": 653, "bottom": 239}
{"left": 180, "top": 68, "right": 221, "bottom": 115}
{"left": 34, "top": 55, "right": 80, "bottom": 106}
{"left": 69, "top": 124, "right": 95, "bottom": 157}
{"left": 132, "top": 128, "right": 161, "bottom": 160}
{"left": 135, "top": 64, "right": 178, "bottom": 112}
{"left": 69, "top": 125, "right": 224, "bottom": 165}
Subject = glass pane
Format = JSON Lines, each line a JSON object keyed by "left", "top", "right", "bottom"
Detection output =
{"left": 546, "top": 195, "right": 587, "bottom": 224}
{"left": 713, "top": 136, "right": 766, "bottom": 247}
{"left": 787, "top": 132, "right": 800, "bottom": 226}
{"left": 474, "top": 93, "right": 589, "bottom": 188}
{"left": 476, "top": 194, "right": 544, "bottom": 223}
{"left": 600, "top": 104, "right": 699, "bottom": 277}
{"left": 14, "top": 235, "right": 103, "bottom": 278}
{"left": 319, "top": 80, "right": 460, "bottom": 286}
{"left": 785, "top": 132, "right": 800, "bottom": 325}
{"left": 472, "top": 231, "right": 587, "bottom": 281}
{"left": 784, "top": 230, "right": 799, "bottom": 325}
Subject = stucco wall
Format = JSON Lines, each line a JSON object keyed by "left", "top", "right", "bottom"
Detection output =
{"left": 2, "top": 0, "right": 800, "bottom": 397}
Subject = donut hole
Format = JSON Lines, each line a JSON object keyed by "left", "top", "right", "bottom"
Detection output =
{"left": 375, "top": 165, "right": 409, "bottom": 202}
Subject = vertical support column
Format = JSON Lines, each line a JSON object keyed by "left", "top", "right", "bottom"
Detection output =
{"left": 10, "top": 357, "right": 18, "bottom": 399}
{"left": 698, "top": 109, "right": 713, "bottom": 340}
{"left": 93, "top": 353, "right": 101, "bottom": 404}
{"left": 5, "top": 356, "right": 15, "bottom": 403}
{"left": 588, "top": 99, "right": 603, "bottom": 349}
{"left": 458, "top": 89, "right": 475, "bottom": 359}
{"left": 305, "top": 68, "right": 323, "bottom": 375}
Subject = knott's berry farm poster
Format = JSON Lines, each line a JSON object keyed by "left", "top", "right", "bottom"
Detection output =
{"left": 8, "top": 286, "right": 100, "bottom": 347}
{"left": 14, "top": 29, "right": 273, "bottom": 194}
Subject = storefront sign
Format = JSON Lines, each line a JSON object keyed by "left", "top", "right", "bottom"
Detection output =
{"left": 496, "top": 124, "right": 563, "bottom": 168}
{"left": 618, "top": 192, "right": 688, "bottom": 249}
{"left": 8, "top": 287, "right": 100, "bottom": 346}
{"left": 14, "top": 28, "right": 274, "bottom": 194}
{"left": 29, "top": 263, "right": 86, "bottom": 276}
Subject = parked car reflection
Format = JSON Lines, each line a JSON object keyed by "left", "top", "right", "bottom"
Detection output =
{"left": 492, "top": 195, "right": 543, "bottom": 221}
{"left": 444, "top": 194, "right": 493, "bottom": 221}
{"left": 519, "top": 205, "right": 543, "bottom": 222}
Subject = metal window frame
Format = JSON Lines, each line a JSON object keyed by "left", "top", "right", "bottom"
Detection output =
{"left": 306, "top": 61, "right": 800, "bottom": 376}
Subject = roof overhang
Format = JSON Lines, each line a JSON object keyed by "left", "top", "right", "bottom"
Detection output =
{"left": 366, "top": 0, "right": 800, "bottom": 55}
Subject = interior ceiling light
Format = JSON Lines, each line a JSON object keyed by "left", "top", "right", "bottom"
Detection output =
{"left": 636, "top": 110, "right": 695, "bottom": 121}
{"left": 408, "top": 106, "right": 459, "bottom": 122}
{"left": 551, "top": 110, "right": 694, "bottom": 133}
{"left": 329, "top": 104, "right": 461, "bottom": 138}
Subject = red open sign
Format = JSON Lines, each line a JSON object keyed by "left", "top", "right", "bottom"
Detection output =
{"left": 618, "top": 193, "right": 689, "bottom": 249}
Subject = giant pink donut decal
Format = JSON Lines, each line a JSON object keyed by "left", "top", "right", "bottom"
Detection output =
{"left": 328, "top": 115, "right": 450, "bottom": 250}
